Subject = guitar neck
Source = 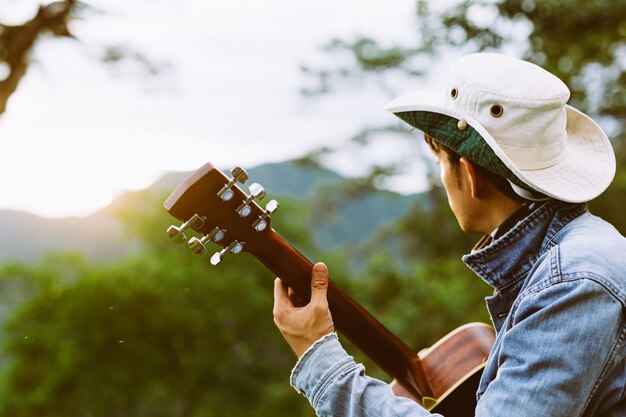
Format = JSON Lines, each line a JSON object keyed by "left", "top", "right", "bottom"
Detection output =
{"left": 252, "top": 228, "right": 432, "bottom": 400}
{"left": 162, "top": 162, "right": 431, "bottom": 401}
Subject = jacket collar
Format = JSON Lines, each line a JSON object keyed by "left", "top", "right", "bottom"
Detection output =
{"left": 462, "top": 200, "right": 587, "bottom": 293}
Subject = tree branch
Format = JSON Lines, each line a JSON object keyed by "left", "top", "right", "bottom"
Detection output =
{"left": 0, "top": 0, "right": 78, "bottom": 115}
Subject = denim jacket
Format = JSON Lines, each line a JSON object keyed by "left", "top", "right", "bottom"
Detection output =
{"left": 290, "top": 201, "right": 626, "bottom": 417}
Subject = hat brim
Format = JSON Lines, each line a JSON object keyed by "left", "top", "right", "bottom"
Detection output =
{"left": 386, "top": 86, "right": 616, "bottom": 203}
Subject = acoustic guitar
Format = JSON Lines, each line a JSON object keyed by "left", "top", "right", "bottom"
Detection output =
{"left": 164, "top": 162, "right": 495, "bottom": 415}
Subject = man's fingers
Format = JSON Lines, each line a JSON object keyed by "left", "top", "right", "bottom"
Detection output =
{"left": 310, "top": 262, "right": 329, "bottom": 305}
{"left": 273, "top": 278, "right": 292, "bottom": 313}
{"left": 276, "top": 263, "right": 328, "bottom": 313}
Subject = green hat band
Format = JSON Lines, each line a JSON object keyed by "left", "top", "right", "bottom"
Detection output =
{"left": 395, "top": 110, "right": 527, "bottom": 189}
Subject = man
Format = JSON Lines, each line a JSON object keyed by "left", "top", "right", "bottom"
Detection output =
{"left": 272, "top": 53, "right": 626, "bottom": 416}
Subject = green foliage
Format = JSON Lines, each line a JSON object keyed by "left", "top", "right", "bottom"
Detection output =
{"left": 588, "top": 163, "right": 626, "bottom": 233}
{"left": 0, "top": 245, "right": 315, "bottom": 417}
{"left": 0, "top": 186, "right": 362, "bottom": 417}
{"left": 393, "top": 187, "right": 477, "bottom": 259}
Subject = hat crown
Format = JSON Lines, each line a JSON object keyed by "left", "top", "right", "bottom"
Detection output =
{"left": 448, "top": 53, "right": 570, "bottom": 105}
{"left": 445, "top": 54, "right": 571, "bottom": 171}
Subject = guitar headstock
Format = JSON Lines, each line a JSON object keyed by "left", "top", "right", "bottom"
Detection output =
{"left": 164, "top": 163, "right": 279, "bottom": 265}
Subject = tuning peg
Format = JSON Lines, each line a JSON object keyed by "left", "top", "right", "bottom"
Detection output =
{"left": 217, "top": 167, "right": 249, "bottom": 202}
{"left": 236, "top": 183, "right": 266, "bottom": 217}
{"left": 188, "top": 227, "right": 226, "bottom": 255}
{"left": 210, "top": 240, "right": 245, "bottom": 266}
{"left": 167, "top": 214, "right": 205, "bottom": 243}
{"left": 252, "top": 199, "right": 279, "bottom": 232}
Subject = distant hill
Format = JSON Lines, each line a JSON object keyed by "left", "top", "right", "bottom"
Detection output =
{"left": 0, "top": 209, "right": 138, "bottom": 263}
{"left": 0, "top": 161, "right": 422, "bottom": 263}
{"left": 152, "top": 161, "right": 345, "bottom": 198}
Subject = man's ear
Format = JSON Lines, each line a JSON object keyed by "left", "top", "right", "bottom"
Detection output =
{"left": 459, "top": 157, "right": 483, "bottom": 199}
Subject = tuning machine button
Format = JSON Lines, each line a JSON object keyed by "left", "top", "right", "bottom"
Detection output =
{"left": 252, "top": 199, "right": 279, "bottom": 232}
{"left": 236, "top": 183, "right": 266, "bottom": 217}
{"left": 167, "top": 214, "right": 204, "bottom": 243}
{"left": 217, "top": 167, "right": 249, "bottom": 202}
{"left": 210, "top": 240, "right": 245, "bottom": 265}
{"left": 188, "top": 227, "right": 226, "bottom": 255}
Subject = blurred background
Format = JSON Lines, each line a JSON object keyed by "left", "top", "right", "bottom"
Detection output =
{"left": 0, "top": 0, "right": 624, "bottom": 416}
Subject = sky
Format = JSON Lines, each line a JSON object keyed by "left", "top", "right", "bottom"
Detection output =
{"left": 0, "top": 0, "right": 449, "bottom": 218}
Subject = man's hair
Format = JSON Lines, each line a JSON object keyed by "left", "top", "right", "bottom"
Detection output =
{"left": 424, "top": 134, "right": 527, "bottom": 202}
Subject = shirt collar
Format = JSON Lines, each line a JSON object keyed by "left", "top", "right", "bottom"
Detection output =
{"left": 462, "top": 200, "right": 587, "bottom": 293}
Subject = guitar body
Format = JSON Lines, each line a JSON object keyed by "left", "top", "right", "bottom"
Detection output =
{"left": 164, "top": 162, "right": 496, "bottom": 414}
{"left": 391, "top": 323, "right": 494, "bottom": 413}
{"left": 431, "top": 370, "right": 483, "bottom": 415}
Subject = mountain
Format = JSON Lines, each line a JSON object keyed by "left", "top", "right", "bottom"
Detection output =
{"left": 0, "top": 209, "right": 138, "bottom": 263}
{"left": 0, "top": 161, "right": 421, "bottom": 263}
{"left": 151, "top": 161, "right": 345, "bottom": 198}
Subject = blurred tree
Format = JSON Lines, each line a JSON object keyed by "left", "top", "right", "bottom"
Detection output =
{"left": 0, "top": 254, "right": 310, "bottom": 417}
{"left": 0, "top": 0, "right": 164, "bottom": 118}
{"left": 0, "top": 1, "right": 78, "bottom": 115}
{"left": 0, "top": 194, "right": 327, "bottom": 417}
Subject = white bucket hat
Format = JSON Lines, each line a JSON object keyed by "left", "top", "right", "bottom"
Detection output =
{"left": 386, "top": 53, "right": 616, "bottom": 203}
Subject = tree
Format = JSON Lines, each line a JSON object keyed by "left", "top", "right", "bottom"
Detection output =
{"left": 0, "top": 1, "right": 162, "bottom": 118}
{"left": 0, "top": 194, "right": 324, "bottom": 417}
{"left": 0, "top": 1, "right": 78, "bottom": 115}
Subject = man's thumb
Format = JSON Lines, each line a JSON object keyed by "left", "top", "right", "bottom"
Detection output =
{"left": 310, "top": 262, "right": 329, "bottom": 304}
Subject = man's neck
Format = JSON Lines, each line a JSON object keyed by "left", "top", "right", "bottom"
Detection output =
{"left": 480, "top": 199, "right": 525, "bottom": 236}
{"left": 470, "top": 199, "right": 530, "bottom": 253}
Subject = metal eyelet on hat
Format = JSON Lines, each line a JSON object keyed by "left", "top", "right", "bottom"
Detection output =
{"left": 490, "top": 104, "right": 504, "bottom": 117}
{"left": 450, "top": 88, "right": 458, "bottom": 100}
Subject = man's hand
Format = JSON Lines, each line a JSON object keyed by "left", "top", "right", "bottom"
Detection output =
{"left": 273, "top": 262, "right": 335, "bottom": 358}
